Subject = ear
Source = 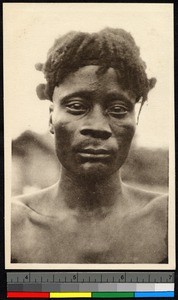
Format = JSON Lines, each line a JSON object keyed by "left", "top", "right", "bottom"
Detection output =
{"left": 49, "top": 103, "right": 54, "bottom": 134}
{"left": 149, "top": 77, "right": 157, "bottom": 90}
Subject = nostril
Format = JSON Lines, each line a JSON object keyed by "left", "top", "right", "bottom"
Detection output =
{"left": 80, "top": 129, "right": 111, "bottom": 139}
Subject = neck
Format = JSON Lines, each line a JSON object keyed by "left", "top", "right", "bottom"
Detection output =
{"left": 57, "top": 168, "right": 125, "bottom": 216}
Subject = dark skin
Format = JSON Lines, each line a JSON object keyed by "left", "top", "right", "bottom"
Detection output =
{"left": 11, "top": 66, "right": 168, "bottom": 263}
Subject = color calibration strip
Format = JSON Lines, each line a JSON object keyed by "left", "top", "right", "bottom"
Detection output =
{"left": 7, "top": 291, "right": 174, "bottom": 298}
{"left": 7, "top": 272, "right": 175, "bottom": 298}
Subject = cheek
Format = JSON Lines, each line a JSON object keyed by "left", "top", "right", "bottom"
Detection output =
{"left": 53, "top": 122, "right": 74, "bottom": 168}
{"left": 52, "top": 111, "right": 73, "bottom": 141}
{"left": 52, "top": 117, "right": 80, "bottom": 161}
{"left": 113, "top": 123, "right": 135, "bottom": 168}
{"left": 54, "top": 122, "right": 72, "bottom": 148}
{"left": 112, "top": 117, "right": 136, "bottom": 146}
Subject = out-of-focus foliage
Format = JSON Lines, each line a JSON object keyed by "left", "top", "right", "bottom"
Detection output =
{"left": 12, "top": 131, "right": 168, "bottom": 196}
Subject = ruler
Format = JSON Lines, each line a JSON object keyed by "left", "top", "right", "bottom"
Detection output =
{"left": 7, "top": 272, "right": 175, "bottom": 298}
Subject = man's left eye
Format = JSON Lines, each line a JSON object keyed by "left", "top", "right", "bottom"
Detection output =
{"left": 107, "top": 105, "right": 128, "bottom": 116}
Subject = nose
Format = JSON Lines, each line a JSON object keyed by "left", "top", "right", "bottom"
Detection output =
{"left": 80, "top": 105, "right": 112, "bottom": 140}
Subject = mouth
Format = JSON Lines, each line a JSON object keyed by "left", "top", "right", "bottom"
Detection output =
{"left": 76, "top": 148, "right": 112, "bottom": 161}
{"left": 79, "top": 148, "right": 111, "bottom": 154}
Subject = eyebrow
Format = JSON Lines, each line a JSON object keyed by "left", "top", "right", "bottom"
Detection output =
{"left": 58, "top": 90, "right": 134, "bottom": 106}
{"left": 104, "top": 91, "right": 134, "bottom": 105}
{"left": 59, "top": 90, "right": 94, "bottom": 103}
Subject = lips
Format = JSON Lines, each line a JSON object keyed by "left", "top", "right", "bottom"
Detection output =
{"left": 76, "top": 148, "right": 112, "bottom": 161}
{"left": 79, "top": 148, "right": 112, "bottom": 154}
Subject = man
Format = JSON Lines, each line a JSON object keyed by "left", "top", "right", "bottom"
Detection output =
{"left": 11, "top": 28, "right": 168, "bottom": 264}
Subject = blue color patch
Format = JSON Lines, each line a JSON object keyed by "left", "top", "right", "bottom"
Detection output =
{"left": 135, "top": 291, "right": 174, "bottom": 298}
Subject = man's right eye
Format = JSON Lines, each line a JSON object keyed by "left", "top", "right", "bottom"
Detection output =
{"left": 66, "top": 101, "right": 88, "bottom": 114}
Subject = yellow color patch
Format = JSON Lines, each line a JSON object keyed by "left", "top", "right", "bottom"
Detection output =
{"left": 50, "top": 292, "right": 92, "bottom": 298}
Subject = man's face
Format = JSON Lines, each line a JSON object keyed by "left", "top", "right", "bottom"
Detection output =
{"left": 50, "top": 65, "right": 136, "bottom": 180}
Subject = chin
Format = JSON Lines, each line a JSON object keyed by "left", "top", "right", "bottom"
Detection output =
{"left": 74, "top": 161, "right": 119, "bottom": 181}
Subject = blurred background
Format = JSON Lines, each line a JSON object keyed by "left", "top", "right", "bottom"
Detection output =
{"left": 3, "top": 3, "right": 173, "bottom": 196}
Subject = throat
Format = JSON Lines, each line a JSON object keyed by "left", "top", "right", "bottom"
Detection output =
{"left": 58, "top": 169, "right": 124, "bottom": 214}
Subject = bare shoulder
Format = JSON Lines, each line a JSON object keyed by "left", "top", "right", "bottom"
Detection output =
{"left": 122, "top": 182, "right": 168, "bottom": 222}
{"left": 11, "top": 196, "right": 33, "bottom": 259}
{"left": 123, "top": 182, "right": 167, "bottom": 203}
{"left": 11, "top": 183, "right": 59, "bottom": 260}
{"left": 12, "top": 182, "right": 59, "bottom": 219}
{"left": 146, "top": 192, "right": 168, "bottom": 224}
{"left": 12, "top": 197, "right": 31, "bottom": 227}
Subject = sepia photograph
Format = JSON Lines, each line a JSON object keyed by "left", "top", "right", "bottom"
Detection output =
{"left": 4, "top": 3, "right": 175, "bottom": 269}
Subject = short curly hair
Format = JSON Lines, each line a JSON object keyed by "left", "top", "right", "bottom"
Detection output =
{"left": 36, "top": 27, "right": 156, "bottom": 108}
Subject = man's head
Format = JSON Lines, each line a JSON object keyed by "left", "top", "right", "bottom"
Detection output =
{"left": 36, "top": 27, "right": 156, "bottom": 105}
{"left": 36, "top": 28, "right": 156, "bottom": 180}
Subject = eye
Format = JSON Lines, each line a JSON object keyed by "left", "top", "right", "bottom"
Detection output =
{"left": 66, "top": 100, "right": 88, "bottom": 115}
{"left": 107, "top": 104, "right": 128, "bottom": 117}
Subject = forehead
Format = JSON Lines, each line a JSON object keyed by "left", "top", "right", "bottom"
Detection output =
{"left": 53, "top": 65, "right": 135, "bottom": 101}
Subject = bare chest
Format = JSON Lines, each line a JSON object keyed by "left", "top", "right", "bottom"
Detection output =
{"left": 12, "top": 210, "right": 167, "bottom": 264}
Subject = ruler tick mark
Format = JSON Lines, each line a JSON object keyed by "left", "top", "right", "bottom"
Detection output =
{"left": 8, "top": 271, "right": 173, "bottom": 289}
